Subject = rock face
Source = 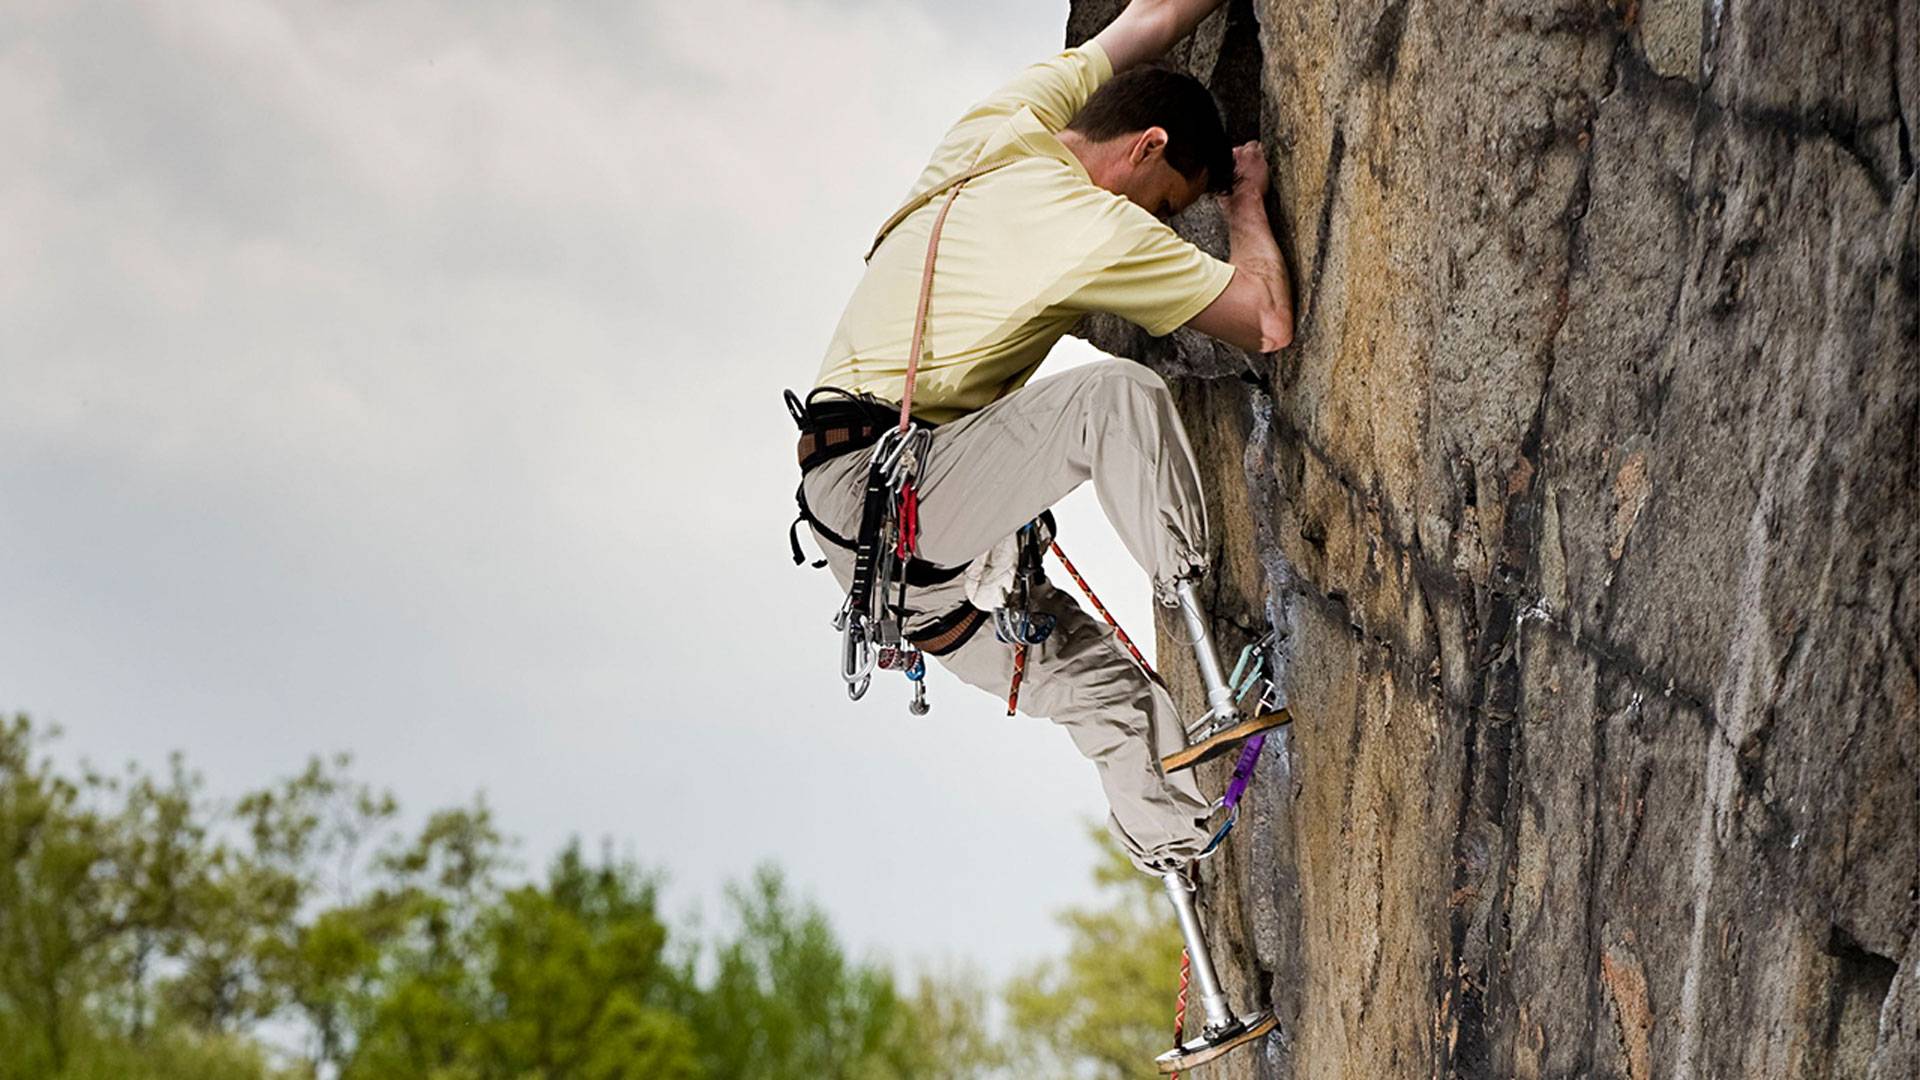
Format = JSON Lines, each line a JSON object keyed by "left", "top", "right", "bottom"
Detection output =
{"left": 1064, "top": 1, "right": 1918, "bottom": 1076}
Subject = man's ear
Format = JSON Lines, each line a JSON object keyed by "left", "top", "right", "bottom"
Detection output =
{"left": 1130, "top": 126, "right": 1170, "bottom": 165}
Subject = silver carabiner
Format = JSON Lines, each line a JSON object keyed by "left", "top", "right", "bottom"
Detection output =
{"left": 870, "top": 428, "right": 911, "bottom": 479}
{"left": 872, "top": 425, "right": 932, "bottom": 489}
{"left": 841, "top": 608, "right": 875, "bottom": 700}
{"left": 892, "top": 427, "right": 931, "bottom": 487}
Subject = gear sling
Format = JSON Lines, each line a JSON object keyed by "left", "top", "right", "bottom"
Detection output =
{"left": 786, "top": 161, "right": 1014, "bottom": 712}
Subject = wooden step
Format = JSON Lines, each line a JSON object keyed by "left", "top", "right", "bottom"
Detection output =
{"left": 1160, "top": 710, "right": 1293, "bottom": 774}
{"left": 1153, "top": 1011, "right": 1279, "bottom": 1073}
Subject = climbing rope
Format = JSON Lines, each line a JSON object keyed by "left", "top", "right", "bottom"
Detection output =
{"left": 1048, "top": 541, "right": 1161, "bottom": 684}
{"left": 1005, "top": 641, "right": 1028, "bottom": 716}
{"left": 1171, "top": 947, "right": 1191, "bottom": 1077}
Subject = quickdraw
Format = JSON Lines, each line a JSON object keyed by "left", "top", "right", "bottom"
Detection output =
{"left": 837, "top": 424, "right": 933, "bottom": 706}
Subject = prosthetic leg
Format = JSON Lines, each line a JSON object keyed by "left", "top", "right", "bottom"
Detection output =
{"left": 1160, "top": 581, "right": 1293, "bottom": 773}
{"left": 1151, "top": 580, "right": 1281, "bottom": 1073}
{"left": 1155, "top": 868, "right": 1277, "bottom": 1072}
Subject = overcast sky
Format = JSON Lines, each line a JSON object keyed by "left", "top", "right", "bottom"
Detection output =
{"left": 1, "top": 0, "right": 1165, "bottom": 980}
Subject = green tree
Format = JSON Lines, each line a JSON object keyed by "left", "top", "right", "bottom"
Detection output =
{"left": 343, "top": 838, "right": 699, "bottom": 1080}
{"left": 1005, "top": 826, "right": 1185, "bottom": 1079}
{"left": 167, "top": 755, "right": 396, "bottom": 1038}
{"left": 688, "top": 866, "right": 920, "bottom": 1080}
{"left": 54, "top": 1026, "right": 294, "bottom": 1080}
{"left": 95, "top": 753, "right": 210, "bottom": 1043}
{"left": 471, "top": 843, "right": 697, "bottom": 1080}
{"left": 0, "top": 717, "right": 304, "bottom": 1079}
{"left": 318, "top": 801, "right": 503, "bottom": 1078}
{"left": 0, "top": 715, "right": 120, "bottom": 1076}
{"left": 0, "top": 716, "right": 1001, "bottom": 1080}
{"left": 893, "top": 966, "right": 1007, "bottom": 1080}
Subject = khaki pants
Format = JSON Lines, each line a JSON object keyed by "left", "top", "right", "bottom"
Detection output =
{"left": 801, "top": 361, "right": 1215, "bottom": 871}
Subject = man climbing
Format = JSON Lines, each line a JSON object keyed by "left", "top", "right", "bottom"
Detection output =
{"left": 787, "top": 0, "right": 1294, "bottom": 1070}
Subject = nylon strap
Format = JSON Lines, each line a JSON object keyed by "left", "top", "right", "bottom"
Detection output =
{"left": 863, "top": 161, "right": 1009, "bottom": 262}
{"left": 1221, "top": 735, "right": 1267, "bottom": 809}
{"left": 898, "top": 182, "right": 964, "bottom": 433}
{"left": 866, "top": 159, "right": 1015, "bottom": 433}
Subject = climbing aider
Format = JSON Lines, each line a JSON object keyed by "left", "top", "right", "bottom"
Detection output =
{"left": 783, "top": 0, "right": 1295, "bottom": 1071}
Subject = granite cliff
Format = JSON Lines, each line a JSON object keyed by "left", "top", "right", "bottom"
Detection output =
{"left": 1063, "top": 1, "right": 1919, "bottom": 1075}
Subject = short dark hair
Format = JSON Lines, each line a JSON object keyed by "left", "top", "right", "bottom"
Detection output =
{"left": 1064, "top": 66, "right": 1233, "bottom": 194}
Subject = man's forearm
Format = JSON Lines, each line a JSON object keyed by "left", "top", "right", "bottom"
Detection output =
{"left": 1224, "top": 190, "right": 1295, "bottom": 347}
{"left": 1095, "top": 0, "right": 1234, "bottom": 72}
{"left": 1145, "top": 0, "right": 1235, "bottom": 48}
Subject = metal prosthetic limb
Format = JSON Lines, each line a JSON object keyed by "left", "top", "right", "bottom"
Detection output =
{"left": 1160, "top": 581, "right": 1294, "bottom": 775}
{"left": 1145, "top": 582, "right": 1282, "bottom": 1072}
{"left": 1159, "top": 581, "right": 1266, "bottom": 1042}
{"left": 1175, "top": 580, "right": 1238, "bottom": 733}
{"left": 1160, "top": 868, "right": 1240, "bottom": 1037}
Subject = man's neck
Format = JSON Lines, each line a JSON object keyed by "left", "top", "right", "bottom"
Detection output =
{"left": 1057, "top": 129, "right": 1123, "bottom": 189}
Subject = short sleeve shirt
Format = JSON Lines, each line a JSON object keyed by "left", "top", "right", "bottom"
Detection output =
{"left": 812, "top": 42, "right": 1235, "bottom": 424}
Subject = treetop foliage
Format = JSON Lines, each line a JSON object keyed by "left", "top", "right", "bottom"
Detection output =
{"left": 1, "top": 715, "right": 1185, "bottom": 1079}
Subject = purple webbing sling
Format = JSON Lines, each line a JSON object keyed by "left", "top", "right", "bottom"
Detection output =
{"left": 1222, "top": 734, "right": 1266, "bottom": 809}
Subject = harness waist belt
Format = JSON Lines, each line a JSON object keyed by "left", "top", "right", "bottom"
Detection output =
{"left": 797, "top": 424, "right": 881, "bottom": 472}
{"left": 786, "top": 386, "right": 964, "bottom": 589}
{"left": 791, "top": 390, "right": 913, "bottom": 472}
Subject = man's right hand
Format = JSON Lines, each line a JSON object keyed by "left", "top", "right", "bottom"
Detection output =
{"left": 1188, "top": 141, "right": 1295, "bottom": 354}
{"left": 1224, "top": 141, "right": 1270, "bottom": 204}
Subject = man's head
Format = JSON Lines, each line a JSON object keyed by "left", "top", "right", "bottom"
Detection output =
{"left": 1062, "top": 65, "right": 1233, "bottom": 219}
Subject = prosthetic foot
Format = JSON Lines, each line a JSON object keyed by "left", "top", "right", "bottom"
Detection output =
{"left": 1161, "top": 580, "right": 1292, "bottom": 773}
{"left": 1155, "top": 867, "right": 1277, "bottom": 1073}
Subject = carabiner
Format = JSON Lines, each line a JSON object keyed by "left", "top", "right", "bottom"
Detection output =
{"left": 841, "top": 609, "right": 875, "bottom": 700}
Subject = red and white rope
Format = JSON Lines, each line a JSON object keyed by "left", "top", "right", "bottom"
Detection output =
{"left": 1171, "top": 947, "right": 1191, "bottom": 1076}
{"left": 1049, "top": 541, "right": 1162, "bottom": 684}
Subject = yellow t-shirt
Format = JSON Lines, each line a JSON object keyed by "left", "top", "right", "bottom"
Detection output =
{"left": 813, "top": 42, "right": 1236, "bottom": 424}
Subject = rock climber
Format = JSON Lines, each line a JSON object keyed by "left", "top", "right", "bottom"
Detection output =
{"left": 786, "top": 0, "right": 1294, "bottom": 1068}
